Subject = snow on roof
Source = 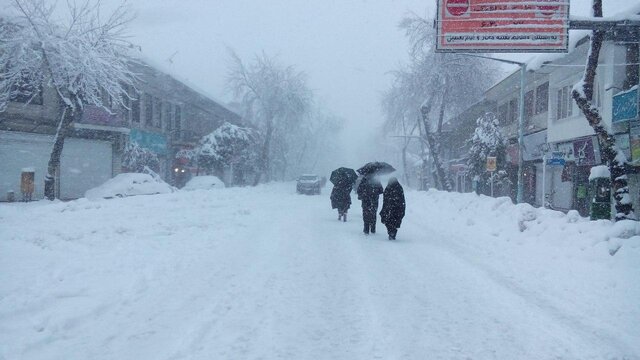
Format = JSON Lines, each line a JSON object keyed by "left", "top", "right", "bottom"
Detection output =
{"left": 133, "top": 54, "right": 241, "bottom": 118}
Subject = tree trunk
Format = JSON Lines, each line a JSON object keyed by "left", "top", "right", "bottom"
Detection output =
{"left": 45, "top": 104, "right": 75, "bottom": 200}
{"left": 254, "top": 118, "right": 274, "bottom": 186}
{"left": 572, "top": 0, "right": 635, "bottom": 221}
{"left": 420, "top": 105, "right": 453, "bottom": 192}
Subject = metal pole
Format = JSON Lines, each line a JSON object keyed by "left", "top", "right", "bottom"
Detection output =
{"left": 491, "top": 171, "right": 494, "bottom": 197}
{"left": 542, "top": 154, "right": 546, "bottom": 208}
{"left": 516, "top": 63, "right": 526, "bottom": 204}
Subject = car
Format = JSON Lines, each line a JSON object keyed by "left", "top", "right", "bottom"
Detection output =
{"left": 296, "top": 174, "right": 321, "bottom": 195}
{"left": 85, "top": 173, "right": 176, "bottom": 199}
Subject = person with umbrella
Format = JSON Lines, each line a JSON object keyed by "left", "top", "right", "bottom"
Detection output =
{"left": 330, "top": 167, "right": 357, "bottom": 222}
{"left": 357, "top": 174, "right": 383, "bottom": 234}
{"left": 380, "top": 177, "right": 406, "bottom": 240}
{"left": 356, "top": 162, "right": 393, "bottom": 235}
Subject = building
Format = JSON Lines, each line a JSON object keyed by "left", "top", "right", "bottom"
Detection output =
{"left": 446, "top": 26, "right": 639, "bottom": 218}
{"left": 484, "top": 68, "right": 550, "bottom": 205}
{"left": 0, "top": 60, "right": 242, "bottom": 201}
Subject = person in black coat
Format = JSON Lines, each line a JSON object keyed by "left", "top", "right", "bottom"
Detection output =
{"left": 330, "top": 180, "right": 352, "bottom": 222}
{"left": 380, "top": 177, "right": 405, "bottom": 240}
{"left": 357, "top": 175, "right": 383, "bottom": 234}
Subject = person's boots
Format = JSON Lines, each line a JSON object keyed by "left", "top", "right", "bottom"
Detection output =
{"left": 363, "top": 223, "right": 369, "bottom": 234}
{"left": 343, "top": 212, "right": 347, "bottom": 222}
{"left": 370, "top": 223, "right": 376, "bottom": 234}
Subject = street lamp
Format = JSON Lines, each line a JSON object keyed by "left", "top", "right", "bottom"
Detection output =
{"left": 453, "top": 53, "right": 527, "bottom": 203}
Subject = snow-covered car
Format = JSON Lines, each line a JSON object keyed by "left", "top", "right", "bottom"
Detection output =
{"left": 182, "top": 176, "right": 226, "bottom": 191}
{"left": 296, "top": 174, "right": 321, "bottom": 195}
{"left": 85, "top": 173, "right": 175, "bottom": 199}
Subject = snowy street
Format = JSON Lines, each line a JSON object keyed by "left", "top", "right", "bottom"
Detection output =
{"left": 1, "top": 183, "right": 639, "bottom": 359}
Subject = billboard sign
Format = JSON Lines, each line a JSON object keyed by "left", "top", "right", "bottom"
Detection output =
{"left": 77, "top": 105, "right": 128, "bottom": 128}
{"left": 130, "top": 128, "right": 168, "bottom": 155}
{"left": 612, "top": 87, "right": 639, "bottom": 123}
{"left": 436, "top": 0, "right": 569, "bottom": 52}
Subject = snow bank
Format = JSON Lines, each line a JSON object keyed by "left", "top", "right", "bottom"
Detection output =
{"left": 182, "top": 175, "right": 226, "bottom": 191}
{"left": 589, "top": 164, "right": 610, "bottom": 180}
{"left": 85, "top": 173, "right": 175, "bottom": 199}
{"left": 415, "top": 189, "right": 640, "bottom": 257}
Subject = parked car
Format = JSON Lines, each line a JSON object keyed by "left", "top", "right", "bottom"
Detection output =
{"left": 297, "top": 174, "right": 321, "bottom": 195}
{"left": 85, "top": 173, "right": 175, "bottom": 199}
{"left": 182, "top": 175, "right": 226, "bottom": 191}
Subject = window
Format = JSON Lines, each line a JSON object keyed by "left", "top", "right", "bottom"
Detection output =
{"left": 174, "top": 105, "right": 182, "bottom": 139}
{"left": 144, "top": 94, "right": 153, "bottom": 125}
{"left": 535, "top": 82, "right": 548, "bottom": 114}
{"left": 593, "top": 78, "right": 602, "bottom": 109}
{"left": 508, "top": 98, "right": 518, "bottom": 124}
{"left": 556, "top": 85, "right": 573, "bottom": 120}
{"left": 165, "top": 103, "right": 173, "bottom": 131}
{"left": 498, "top": 103, "right": 508, "bottom": 125}
{"left": 524, "top": 90, "right": 534, "bottom": 124}
{"left": 153, "top": 97, "right": 162, "bottom": 128}
{"left": 131, "top": 89, "right": 140, "bottom": 123}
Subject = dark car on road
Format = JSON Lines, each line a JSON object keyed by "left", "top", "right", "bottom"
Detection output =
{"left": 296, "top": 174, "right": 321, "bottom": 195}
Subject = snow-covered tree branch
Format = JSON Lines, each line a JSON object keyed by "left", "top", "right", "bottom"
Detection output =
{"left": 0, "top": 0, "right": 137, "bottom": 199}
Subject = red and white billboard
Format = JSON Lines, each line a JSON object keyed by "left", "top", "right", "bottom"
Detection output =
{"left": 436, "top": 0, "right": 569, "bottom": 52}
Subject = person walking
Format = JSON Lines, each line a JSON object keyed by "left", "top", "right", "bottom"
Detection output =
{"left": 380, "top": 177, "right": 405, "bottom": 240}
{"left": 357, "top": 175, "right": 383, "bottom": 234}
{"left": 330, "top": 180, "right": 352, "bottom": 222}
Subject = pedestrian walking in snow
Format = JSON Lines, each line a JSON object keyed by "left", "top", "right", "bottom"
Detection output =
{"left": 380, "top": 177, "right": 405, "bottom": 240}
{"left": 357, "top": 175, "right": 383, "bottom": 234}
{"left": 330, "top": 167, "right": 358, "bottom": 222}
{"left": 331, "top": 183, "right": 353, "bottom": 221}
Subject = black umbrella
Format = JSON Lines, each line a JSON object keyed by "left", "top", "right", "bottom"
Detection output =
{"left": 330, "top": 167, "right": 358, "bottom": 186}
{"left": 357, "top": 161, "right": 396, "bottom": 176}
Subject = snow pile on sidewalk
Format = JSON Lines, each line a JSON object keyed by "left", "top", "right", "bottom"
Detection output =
{"left": 414, "top": 189, "right": 640, "bottom": 258}
{"left": 408, "top": 189, "right": 640, "bottom": 356}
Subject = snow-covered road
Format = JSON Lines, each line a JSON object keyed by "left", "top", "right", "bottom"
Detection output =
{"left": 1, "top": 183, "right": 638, "bottom": 359}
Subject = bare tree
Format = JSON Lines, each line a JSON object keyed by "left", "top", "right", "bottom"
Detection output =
{"left": 227, "top": 51, "right": 312, "bottom": 184}
{"left": 571, "top": 0, "right": 635, "bottom": 221}
{"left": 379, "top": 13, "right": 498, "bottom": 191}
{"left": 0, "top": 0, "right": 137, "bottom": 199}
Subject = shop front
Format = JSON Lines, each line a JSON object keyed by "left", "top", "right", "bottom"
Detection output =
{"left": 549, "top": 136, "right": 601, "bottom": 215}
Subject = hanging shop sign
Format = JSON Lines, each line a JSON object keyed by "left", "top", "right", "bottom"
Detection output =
{"left": 630, "top": 120, "right": 640, "bottom": 166}
{"left": 435, "top": 0, "right": 570, "bottom": 52}
{"left": 612, "top": 87, "right": 639, "bottom": 123}
{"left": 546, "top": 151, "right": 566, "bottom": 166}
{"left": 486, "top": 156, "right": 497, "bottom": 172}
{"left": 129, "top": 128, "right": 167, "bottom": 155}
{"left": 522, "top": 130, "right": 547, "bottom": 161}
{"left": 553, "top": 141, "right": 575, "bottom": 162}
{"left": 572, "top": 136, "right": 599, "bottom": 166}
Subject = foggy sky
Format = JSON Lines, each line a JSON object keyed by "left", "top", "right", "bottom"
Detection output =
{"left": 1, "top": 0, "right": 636, "bottom": 168}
